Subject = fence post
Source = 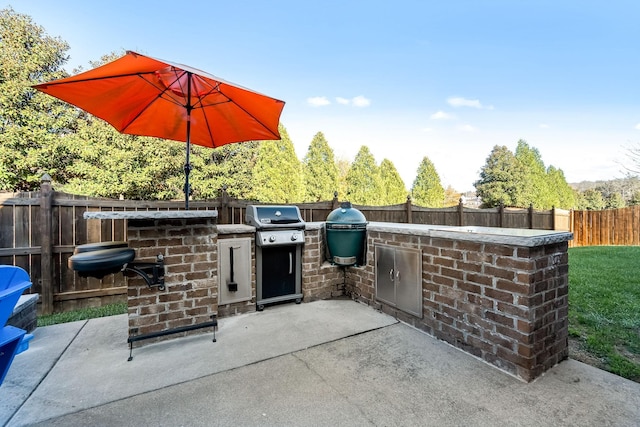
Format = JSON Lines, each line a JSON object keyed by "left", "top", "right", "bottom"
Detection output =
{"left": 219, "top": 186, "right": 229, "bottom": 224}
{"left": 39, "top": 173, "right": 54, "bottom": 314}
{"left": 332, "top": 191, "right": 339, "bottom": 210}
{"left": 406, "top": 195, "right": 412, "bottom": 224}
{"left": 499, "top": 203, "right": 505, "bottom": 228}
{"left": 529, "top": 203, "right": 534, "bottom": 229}
{"left": 458, "top": 198, "right": 464, "bottom": 226}
{"left": 552, "top": 206, "right": 556, "bottom": 230}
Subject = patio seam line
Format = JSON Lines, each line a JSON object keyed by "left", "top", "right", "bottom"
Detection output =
{"left": 6, "top": 319, "right": 89, "bottom": 426}
{"left": 20, "top": 320, "right": 400, "bottom": 426}
{"left": 290, "top": 351, "right": 376, "bottom": 424}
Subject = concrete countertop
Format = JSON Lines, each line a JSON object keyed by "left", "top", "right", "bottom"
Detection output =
{"left": 84, "top": 210, "right": 218, "bottom": 220}
{"left": 367, "top": 221, "right": 573, "bottom": 247}
{"left": 304, "top": 221, "right": 324, "bottom": 231}
{"left": 217, "top": 224, "right": 255, "bottom": 234}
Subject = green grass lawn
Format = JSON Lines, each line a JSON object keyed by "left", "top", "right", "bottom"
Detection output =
{"left": 569, "top": 246, "right": 640, "bottom": 382}
{"left": 37, "top": 302, "right": 127, "bottom": 327}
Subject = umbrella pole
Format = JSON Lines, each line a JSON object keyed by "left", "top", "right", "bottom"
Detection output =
{"left": 184, "top": 73, "right": 193, "bottom": 210}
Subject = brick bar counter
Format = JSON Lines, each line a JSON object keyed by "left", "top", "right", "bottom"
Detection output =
{"left": 357, "top": 223, "right": 573, "bottom": 382}
{"left": 84, "top": 211, "right": 572, "bottom": 381}
{"left": 84, "top": 211, "right": 220, "bottom": 346}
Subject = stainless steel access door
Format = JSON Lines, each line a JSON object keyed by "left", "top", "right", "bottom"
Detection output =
{"left": 394, "top": 247, "right": 422, "bottom": 317}
{"left": 375, "top": 245, "right": 395, "bottom": 306}
{"left": 375, "top": 244, "right": 422, "bottom": 318}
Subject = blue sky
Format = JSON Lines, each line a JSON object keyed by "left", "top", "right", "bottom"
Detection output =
{"left": 4, "top": 1, "right": 640, "bottom": 192}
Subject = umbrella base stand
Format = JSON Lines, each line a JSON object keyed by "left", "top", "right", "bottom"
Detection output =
{"left": 127, "top": 314, "right": 217, "bottom": 361}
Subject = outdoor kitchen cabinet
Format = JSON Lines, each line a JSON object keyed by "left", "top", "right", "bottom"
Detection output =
{"left": 374, "top": 244, "right": 422, "bottom": 318}
{"left": 218, "top": 238, "right": 252, "bottom": 305}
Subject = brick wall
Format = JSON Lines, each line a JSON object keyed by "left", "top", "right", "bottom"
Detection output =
{"left": 358, "top": 228, "right": 569, "bottom": 382}
{"left": 126, "top": 218, "right": 218, "bottom": 344}
{"left": 121, "top": 217, "right": 570, "bottom": 382}
{"left": 302, "top": 224, "right": 344, "bottom": 301}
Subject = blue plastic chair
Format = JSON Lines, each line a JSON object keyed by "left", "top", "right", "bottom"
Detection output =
{"left": 0, "top": 265, "right": 33, "bottom": 385}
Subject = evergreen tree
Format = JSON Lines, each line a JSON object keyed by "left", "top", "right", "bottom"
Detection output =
{"left": 474, "top": 145, "right": 526, "bottom": 208}
{"left": 0, "top": 7, "right": 77, "bottom": 190}
{"left": 251, "top": 125, "right": 304, "bottom": 203}
{"left": 515, "top": 140, "right": 549, "bottom": 208}
{"left": 605, "top": 192, "right": 626, "bottom": 209}
{"left": 411, "top": 156, "right": 445, "bottom": 207}
{"left": 345, "top": 146, "right": 383, "bottom": 205}
{"left": 192, "top": 141, "right": 260, "bottom": 200}
{"left": 546, "top": 166, "right": 577, "bottom": 209}
{"left": 61, "top": 117, "right": 184, "bottom": 199}
{"left": 629, "top": 190, "right": 640, "bottom": 206}
{"left": 379, "top": 159, "right": 407, "bottom": 205}
{"left": 302, "top": 132, "right": 338, "bottom": 202}
{"left": 335, "top": 156, "right": 350, "bottom": 201}
{"left": 577, "top": 189, "right": 606, "bottom": 210}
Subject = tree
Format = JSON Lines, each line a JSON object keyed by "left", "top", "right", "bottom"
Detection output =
{"left": 251, "top": 125, "right": 304, "bottom": 203}
{"left": 546, "top": 166, "right": 577, "bottom": 209}
{"left": 629, "top": 190, "right": 640, "bottom": 206}
{"left": 577, "top": 189, "right": 606, "bottom": 210}
{"left": 0, "top": 7, "right": 77, "bottom": 190}
{"left": 379, "top": 159, "right": 407, "bottom": 205}
{"left": 302, "top": 132, "right": 338, "bottom": 202}
{"left": 191, "top": 141, "right": 260, "bottom": 200}
{"left": 514, "top": 140, "right": 550, "bottom": 208}
{"left": 61, "top": 116, "right": 185, "bottom": 199}
{"left": 474, "top": 145, "right": 524, "bottom": 207}
{"left": 411, "top": 156, "right": 445, "bottom": 207}
{"left": 334, "top": 156, "right": 350, "bottom": 201}
{"left": 444, "top": 185, "right": 462, "bottom": 207}
{"left": 345, "top": 146, "right": 383, "bottom": 205}
{"left": 605, "top": 192, "right": 625, "bottom": 209}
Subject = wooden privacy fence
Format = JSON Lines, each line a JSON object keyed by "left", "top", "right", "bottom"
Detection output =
{"left": 1, "top": 178, "right": 572, "bottom": 313}
{"left": 570, "top": 206, "right": 640, "bottom": 247}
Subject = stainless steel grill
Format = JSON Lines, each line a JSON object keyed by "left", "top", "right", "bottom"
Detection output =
{"left": 246, "top": 205, "right": 305, "bottom": 311}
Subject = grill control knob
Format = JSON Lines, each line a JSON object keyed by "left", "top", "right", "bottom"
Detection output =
{"left": 268, "top": 235, "right": 276, "bottom": 243}
{"left": 291, "top": 233, "right": 298, "bottom": 241}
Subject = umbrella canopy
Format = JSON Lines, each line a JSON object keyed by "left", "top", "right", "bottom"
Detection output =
{"left": 33, "top": 50, "right": 285, "bottom": 208}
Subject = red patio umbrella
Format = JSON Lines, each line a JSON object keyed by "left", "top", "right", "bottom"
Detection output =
{"left": 33, "top": 51, "right": 285, "bottom": 209}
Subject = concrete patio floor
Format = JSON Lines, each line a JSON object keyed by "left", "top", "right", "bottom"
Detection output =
{"left": 1, "top": 299, "right": 639, "bottom": 426}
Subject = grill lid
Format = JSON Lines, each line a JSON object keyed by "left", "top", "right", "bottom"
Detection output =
{"left": 326, "top": 202, "right": 367, "bottom": 225}
{"left": 246, "top": 205, "right": 305, "bottom": 229}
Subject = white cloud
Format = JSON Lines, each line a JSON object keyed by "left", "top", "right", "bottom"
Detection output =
{"left": 352, "top": 95, "right": 371, "bottom": 107}
{"left": 635, "top": 123, "right": 640, "bottom": 130}
{"left": 459, "top": 124, "right": 477, "bottom": 132}
{"left": 430, "top": 111, "right": 453, "bottom": 120}
{"left": 336, "top": 97, "right": 350, "bottom": 105}
{"left": 307, "top": 96, "right": 331, "bottom": 107}
{"left": 447, "top": 96, "right": 493, "bottom": 110}
{"left": 539, "top": 123, "right": 550, "bottom": 129}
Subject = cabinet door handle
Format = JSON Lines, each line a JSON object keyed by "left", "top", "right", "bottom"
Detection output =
{"left": 389, "top": 269, "right": 394, "bottom": 281}
{"left": 289, "top": 252, "right": 293, "bottom": 275}
{"left": 396, "top": 270, "right": 401, "bottom": 282}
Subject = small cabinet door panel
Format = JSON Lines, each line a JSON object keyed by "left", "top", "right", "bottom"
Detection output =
{"left": 395, "top": 248, "right": 422, "bottom": 317}
{"left": 375, "top": 245, "right": 395, "bottom": 306}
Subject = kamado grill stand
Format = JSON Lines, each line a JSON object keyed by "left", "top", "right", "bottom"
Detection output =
{"left": 246, "top": 205, "right": 305, "bottom": 311}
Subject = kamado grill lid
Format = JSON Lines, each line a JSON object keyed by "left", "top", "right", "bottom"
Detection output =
{"left": 326, "top": 202, "right": 367, "bottom": 226}
{"left": 327, "top": 202, "right": 367, "bottom": 223}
